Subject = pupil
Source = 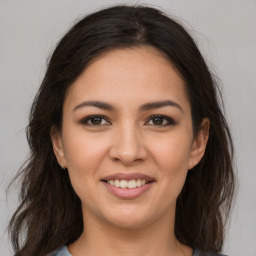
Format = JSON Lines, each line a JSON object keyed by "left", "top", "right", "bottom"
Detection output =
{"left": 153, "top": 117, "right": 163, "bottom": 125}
{"left": 92, "top": 117, "right": 101, "bottom": 125}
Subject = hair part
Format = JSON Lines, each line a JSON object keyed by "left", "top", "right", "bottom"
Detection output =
{"left": 8, "top": 4, "right": 235, "bottom": 255}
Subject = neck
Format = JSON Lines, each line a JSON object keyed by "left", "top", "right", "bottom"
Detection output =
{"left": 68, "top": 208, "right": 192, "bottom": 256}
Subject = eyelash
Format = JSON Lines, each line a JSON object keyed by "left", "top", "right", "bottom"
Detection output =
{"left": 80, "top": 115, "right": 110, "bottom": 126}
{"left": 80, "top": 115, "right": 178, "bottom": 127}
{"left": 147, "top": 115, "right": 178, "bottom": 126}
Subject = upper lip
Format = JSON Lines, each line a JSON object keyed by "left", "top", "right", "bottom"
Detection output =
{"left": 101, "top": 173, "right": 155, "bottom": 182}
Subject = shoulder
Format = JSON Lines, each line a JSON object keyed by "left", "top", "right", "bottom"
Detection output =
{"left": 47, "top": 246, "right": 228, "bottom": 256}
{"left": 194, "top": 248, "right": 228, "bottom": 256}
{"left": 46, "top": 246, "right": 72, "bottom": 256}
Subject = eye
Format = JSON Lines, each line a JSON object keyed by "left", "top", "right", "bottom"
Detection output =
{"left": 146, "top": 115, "right": 177, "bottom": 126}
{"left": 80, "top": 115, "right": 110, "bottom": 126}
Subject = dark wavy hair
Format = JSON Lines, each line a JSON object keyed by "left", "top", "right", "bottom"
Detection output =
{"left": 8, "top": 4, "right": 235, "bottom": 256}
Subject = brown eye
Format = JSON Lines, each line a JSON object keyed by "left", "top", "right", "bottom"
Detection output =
{"left": 147, "top": 115, "right": 177, "bottom": 126}
{"left": 80, "top": 115, "right": 110, "bottom": 126}
{"left": 152, "top": 116, "right": 164, "bottom": 125}
{"left": 90, "top": 117, "right": 103, "bottom": 125}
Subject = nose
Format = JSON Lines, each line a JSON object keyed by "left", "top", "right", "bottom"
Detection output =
{"left": 108, "top": 122, "right": 147, "bottom": 166}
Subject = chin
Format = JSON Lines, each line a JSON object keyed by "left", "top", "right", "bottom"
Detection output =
{"left": 109, "top": 216, "right": 149, "bottom": 230}
{"left": 102, "top": 205, "right": 155, "bottom": 229}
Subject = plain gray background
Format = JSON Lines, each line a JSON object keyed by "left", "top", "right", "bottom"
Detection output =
{"left": 1, "top": 1, "right": 255, "bottom": 255}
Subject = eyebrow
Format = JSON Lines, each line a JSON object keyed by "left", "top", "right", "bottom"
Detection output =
{"left": 73, "top": 100, "right": 115, "bottom": 112}
{"left": 73, "top": 99, "right": 183, "bottom": 113}
{"left": 139, "top": 100, "right": 183, "bottom": 113}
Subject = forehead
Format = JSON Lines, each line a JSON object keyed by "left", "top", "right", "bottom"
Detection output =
{"left": 64, "top": 46, "right": 190, "bottom": 112}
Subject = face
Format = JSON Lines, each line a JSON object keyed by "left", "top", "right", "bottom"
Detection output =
{"left": 51, "top": 46, "right": 208, "bottom": 229}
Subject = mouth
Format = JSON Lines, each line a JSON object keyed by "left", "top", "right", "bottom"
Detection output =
{"left": 101, "top": 173, "right": 155, "bottom": 199}
{"left": 101, "top": 179, "right": 154, "bottom": 189}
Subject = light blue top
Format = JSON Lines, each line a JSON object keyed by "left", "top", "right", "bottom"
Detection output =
{"left": 48, "top": 246, "right": 71, "bottom": 256}
{"left": 49, "top": 245, "right": 227, "bottom": 256}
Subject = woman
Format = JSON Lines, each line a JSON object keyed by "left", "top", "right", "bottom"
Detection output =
{"left": 8, "top": 5, "right": 235, "bottom": 256}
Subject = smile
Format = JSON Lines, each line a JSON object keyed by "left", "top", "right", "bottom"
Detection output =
{"left": 106, "top": 179, "right": 148, "bottom": 188}
{"left": 101, "top": 173, "right": 155, "bottom": 199}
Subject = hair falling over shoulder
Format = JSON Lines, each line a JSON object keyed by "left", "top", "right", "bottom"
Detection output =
{"left": 8, "top": 4, "right": 235, "bottom": 256}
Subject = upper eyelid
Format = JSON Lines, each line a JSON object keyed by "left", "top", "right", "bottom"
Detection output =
{"left": 81, "top": 115, "right": 111, "bottom": 125}
{"left": 80, "top": 114, "right": 176, "bottom": 126}
{"left": 146, "top": 115, "right": 177, "bottom": 126}
{"left": 147, "top": 114, "right": 174, "bottom": 120}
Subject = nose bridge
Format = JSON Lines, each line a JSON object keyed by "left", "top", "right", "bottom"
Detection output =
{"left": 109, "top": 119, "right": 147, "bottom": 164}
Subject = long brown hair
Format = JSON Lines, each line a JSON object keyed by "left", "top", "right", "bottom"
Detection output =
{"left": 8, "top": 5, "right": 235, "bottom": 255}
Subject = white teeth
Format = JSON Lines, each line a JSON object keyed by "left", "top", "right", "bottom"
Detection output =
{"left": 107, "top": 179, "right": 149, "bottom": 188}
{"left": 136, "top": 179, "right": 142, "bottom": 186}
{"left": 120, "top": 180, "right": 128, "bottom": 188}
{"left": 128, "top": 179, "right": 136, "bottom": 189}
{"left": 114, "top": 179, "right": 120, "bottom": 187}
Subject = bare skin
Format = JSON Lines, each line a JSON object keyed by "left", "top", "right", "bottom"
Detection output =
{"left": 51, "top": 46, "right": 209, "bottom": 256}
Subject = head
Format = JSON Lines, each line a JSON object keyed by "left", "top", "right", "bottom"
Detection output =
{"left": 9, "top": 5, "right": 235, "bottom": 255}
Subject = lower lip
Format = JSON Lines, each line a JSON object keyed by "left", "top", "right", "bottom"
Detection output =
{"left": 102, "top": 182, "right": 154, "bottom": 199}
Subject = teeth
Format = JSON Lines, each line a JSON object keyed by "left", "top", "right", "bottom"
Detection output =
{"left": 120, "top": 180, "right": 128, "bottom": 188}
{"left": 107, "top": 179, "right": 148, "bottom": 188}
{"left": 114, "top": 179, "right": 120, "bottom": 187}
{"left": 128, "top": 180, "right": 136, "bottom": 189}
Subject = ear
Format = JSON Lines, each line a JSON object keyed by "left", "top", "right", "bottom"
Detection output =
{"left": 188, "top": 118, "right": 210, "bottom": 170}
{"left": 50, "top": 126, "right": 67, "bottom": 168}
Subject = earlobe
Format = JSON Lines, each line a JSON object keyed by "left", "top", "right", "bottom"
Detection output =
{"left": 188, "top": 118, "right": 210, "bottom": 170}
{"left": 50, "top": 127, "right": 67, "bottom": 168}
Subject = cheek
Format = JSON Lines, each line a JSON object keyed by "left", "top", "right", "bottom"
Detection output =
{"left": 152, "top": 133, "right": 192, "bottom": 171}
{"left": 150, "top": 132, "right": 192, "bottom": 195}
{"left": 62, "top": 133, "right": 110, "bottom": 215}
{"left": 62, "top": 129, "right": 108, "bottom": 193}
{"left": 63, "top": 128, "right": 106, "bottom": 167}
